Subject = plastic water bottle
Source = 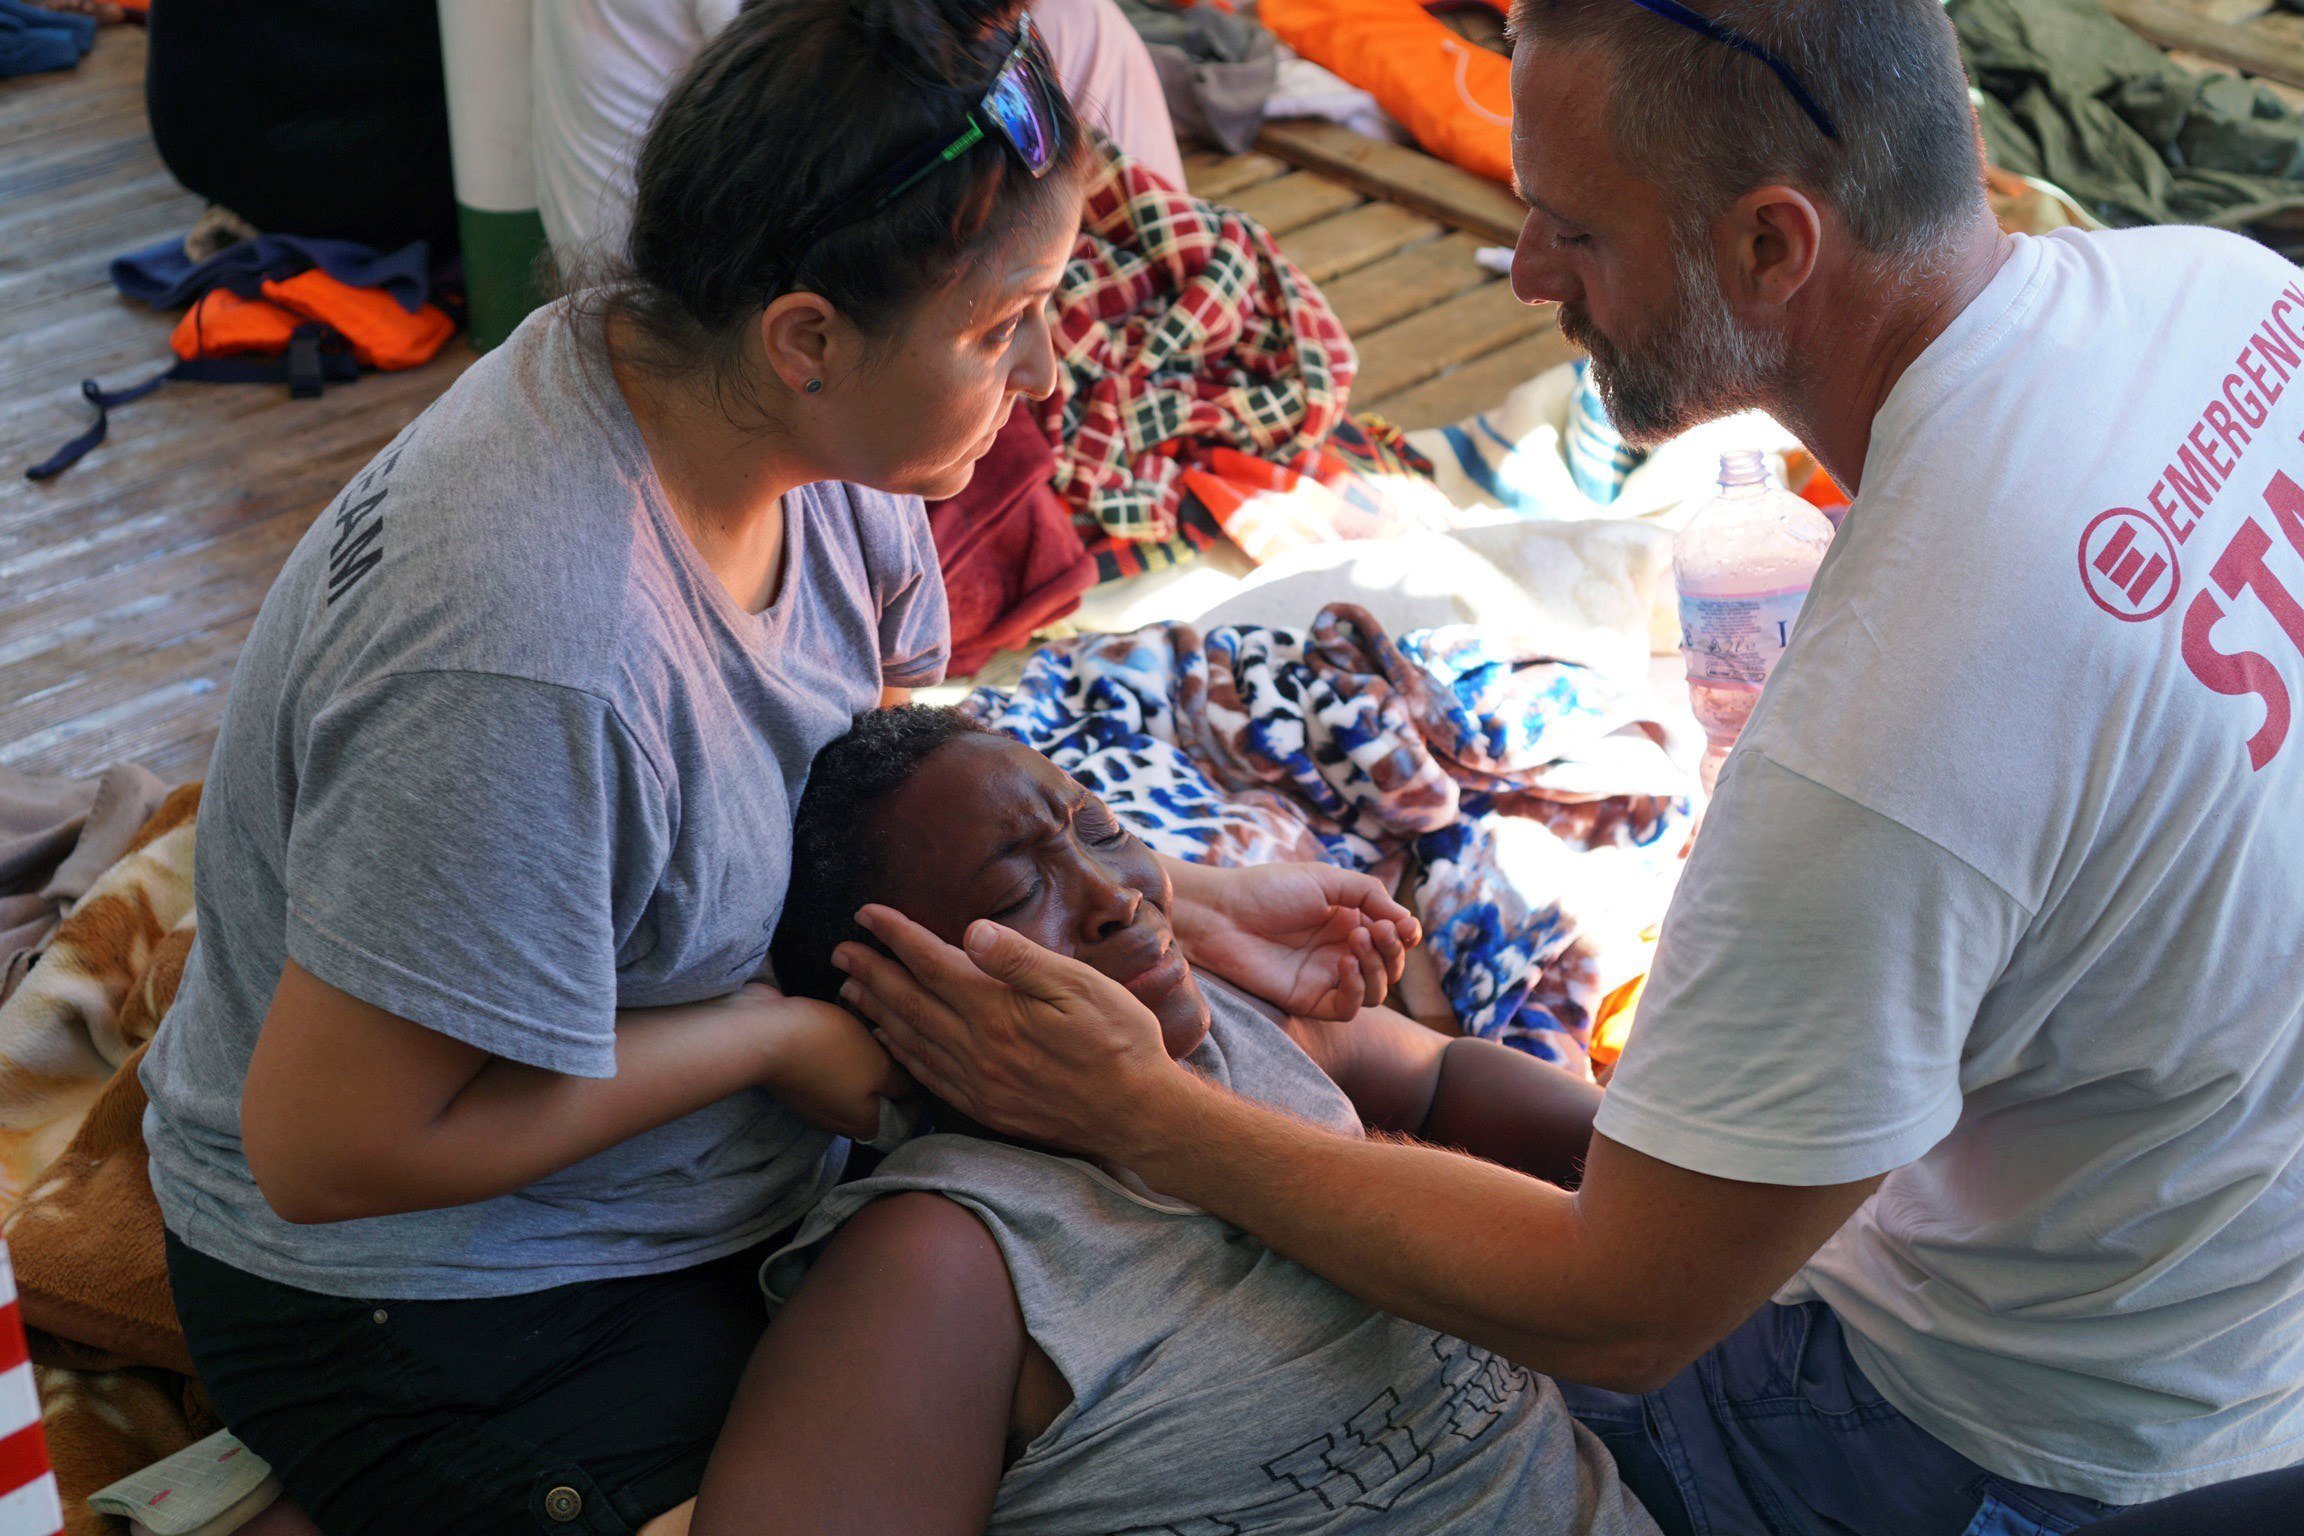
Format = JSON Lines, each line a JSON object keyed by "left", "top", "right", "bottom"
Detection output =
{"left": 1674, "top": 451, "right": 1835, "bottom": 794}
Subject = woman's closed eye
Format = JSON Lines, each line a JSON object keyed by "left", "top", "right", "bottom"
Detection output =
{"left": 1077, "top": 801, "right": 1129, "bottom": 847}
{"left": 990, "top": 878, "right": 1040, "bottom": 918}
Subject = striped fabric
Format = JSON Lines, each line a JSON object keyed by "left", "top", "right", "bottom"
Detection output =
{"left": 1562, "top": 359, "right": 1647, "bottom": 506}
{"left": 0, "top": 1248, "right": 62, "bottom": 1536}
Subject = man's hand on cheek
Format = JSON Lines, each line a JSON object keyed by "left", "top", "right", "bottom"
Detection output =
{"left": 833, "top": 906, "right": 1188, "bottom": 1159}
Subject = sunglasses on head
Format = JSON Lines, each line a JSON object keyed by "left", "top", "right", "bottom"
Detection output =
{"left": 773, "top": 20, "right": 1062, "bottom": 295}
{"left": 1621, "top": 0, "right": 1840, "bottom": 141}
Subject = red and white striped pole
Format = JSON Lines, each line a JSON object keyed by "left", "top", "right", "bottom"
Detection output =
{"left": 0, "top": 1243, "right": 62, "bottom": 1536}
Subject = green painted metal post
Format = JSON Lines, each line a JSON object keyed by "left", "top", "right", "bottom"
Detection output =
{"left": 438, "top": 0, "right": 550, "bottom": 351}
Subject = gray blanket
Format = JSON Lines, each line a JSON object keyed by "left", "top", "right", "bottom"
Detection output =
{"left": 1954, "top": 0, "right": 2304, "bottom": 255}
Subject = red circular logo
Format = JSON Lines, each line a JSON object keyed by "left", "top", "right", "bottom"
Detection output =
{"left": 2077, "top": 509, "right": 2180, "bottom": 623}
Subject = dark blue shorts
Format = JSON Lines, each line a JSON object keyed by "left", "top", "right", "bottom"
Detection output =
{"left": 166, "top": 1233, "right": 773, "bottom": 1536}
{"left": 1562, "top": 1302, "right": 2126, "bottom": 1536}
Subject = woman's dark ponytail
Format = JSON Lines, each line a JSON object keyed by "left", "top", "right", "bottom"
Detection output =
{"left": 611, "top": 0, "right": 1088, "bottom": 383}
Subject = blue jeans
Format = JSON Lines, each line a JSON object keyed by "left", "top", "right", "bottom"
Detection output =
{"left": 1562, "top": 1303, "right": 2127, "bottom": 1536}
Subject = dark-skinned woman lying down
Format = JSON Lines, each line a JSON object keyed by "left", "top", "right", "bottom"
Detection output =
{"left": 738, "top": 706, "right": 1661, "bottom": 1536}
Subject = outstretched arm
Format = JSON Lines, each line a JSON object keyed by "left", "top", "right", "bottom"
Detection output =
{"left": 836, "top": 909, "right": 1879, "bottom": 1394}
{"left": 692, "top": 1192, "right": 1033, "bottom": 1536}
{"left": 1289, "top": 1007, "right": 1603, "bottom": 1188}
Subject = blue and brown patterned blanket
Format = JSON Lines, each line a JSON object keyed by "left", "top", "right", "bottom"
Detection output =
{"left": 964, "top": 605, "right": 1694, "bottom": 1076}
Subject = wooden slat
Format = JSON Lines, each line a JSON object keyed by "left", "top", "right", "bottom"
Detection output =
{"left": 1278, "top": 202, "right": 1444, "bottom": 285}
{"left": 1, "top": 366, "right": 470, "bottom": 597}
{"left": 1350, "top": 282, "right": 1553, "bottom": 403}
{"left": 1366, "top": 321, "right": 1579, "bottom": 431}
{"left": 1318, "top": 232, "right": 1491, "bottom": 336}
{"left": 2100, "top": 0, "right": 2304, "bottom": 89}
{"left": 0, "top": 88, "right": 151, "bottom": 170}
{"left": 2171, "top": 47, "right": 2304, "bottom": 107}
{"left": 0, "top": 26, "right": 474, "bottom": 778}
{"left": 0, "top": 18, "right": 140, "bottom": 140}
{"left": 1182, "top": 151, "right": 1289, "bottom": 201}
{"left": 2163, "top": 0, "right": 2274, "bottom": 24}
{"left": 0, "top": 340, "right": 461, "bottom": 524}
{"left": 1220, "top": 170, "right": 1364, "bottom": 235}
{"left": 1, "top": 618, "right": 252, "bottom": 780}
{"left": 1258, "top": 119, "right": 1526, "bottom": 246}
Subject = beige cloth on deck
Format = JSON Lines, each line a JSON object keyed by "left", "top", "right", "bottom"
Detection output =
{"left": 0, "top": 782, "right": 210, "bottom": 1534}
{"left": 0, "top": 765, "right": 170, "bottom": 1008}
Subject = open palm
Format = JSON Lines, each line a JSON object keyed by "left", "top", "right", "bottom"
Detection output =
{"left": 1178, "top": 863, "right": 1420, "bottom": 1020}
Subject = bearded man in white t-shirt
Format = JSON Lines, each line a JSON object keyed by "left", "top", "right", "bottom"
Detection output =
{"left": 835, "top": 2, "right": 2304, "bottom": 1531}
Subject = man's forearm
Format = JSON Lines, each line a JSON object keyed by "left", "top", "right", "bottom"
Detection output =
{"left": 837, "top": 905, "right": 1878, "bottom": 1395}
{"left": 1122, "top": 1070, "right": 1672, "bottom": 1388}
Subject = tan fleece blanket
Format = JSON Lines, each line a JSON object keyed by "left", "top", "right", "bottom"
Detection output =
{"left": 0, "top": 785, "right": 206, "bottom": 1533}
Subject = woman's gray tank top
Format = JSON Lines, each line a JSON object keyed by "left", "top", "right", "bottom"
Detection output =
{"left": 766, "top": 973, "right": 1659, "bottom": 1536}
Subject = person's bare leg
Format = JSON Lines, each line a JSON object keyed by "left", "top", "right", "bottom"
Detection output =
{"left": 689, "top": 1195, "right": 1023, "bottom": 1536}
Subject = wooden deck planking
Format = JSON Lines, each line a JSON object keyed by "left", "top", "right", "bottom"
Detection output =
{"left": 0, "top": 28, "right": 468, "bottom": 781}
{"left": 1220, "top": 169, "right": 1364, "bottom": 235}
{"left": 1317, "top": 232, "right": 1495, "bottom": 336}
{"left": 1276, "top": 201, "right": 1444, "bottom": 286}
{"left": 1180, "top": 150, "right": 1290, "bottom": 201}
{"left": 1365, "top": 325, "right": 1580, "bottom": 431}
{"left": 1257, "top": 119, "right": 1526, "bottom": 246}
{"left": 1197, "top": 130, "right": 1566, "bottom": 438}
{"left": 1350, "top": 283, "right": 1556, "bottom": 405}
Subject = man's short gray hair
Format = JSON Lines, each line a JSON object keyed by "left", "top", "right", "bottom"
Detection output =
{"left": 1513, "top": 0, "right": 1986, "bottom": 264}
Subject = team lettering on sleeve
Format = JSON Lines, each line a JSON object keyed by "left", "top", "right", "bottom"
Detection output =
{"left": 2079, "top": 284, "right": 2304, "bottom": 771}
{"left": 324, "top": 444, "right": 401, "bottom": 607}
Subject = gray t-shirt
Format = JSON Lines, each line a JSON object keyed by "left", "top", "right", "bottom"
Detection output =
{"left": 771, "top": 977, "right": 1658, "bottom": 1536}
{"left": 142, "top": 299, "right": 949, "bottom": 1299}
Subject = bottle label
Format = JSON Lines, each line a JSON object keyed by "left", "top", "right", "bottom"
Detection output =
{"left": 1678, "top": 584, "right": 1810, "bottom": 690}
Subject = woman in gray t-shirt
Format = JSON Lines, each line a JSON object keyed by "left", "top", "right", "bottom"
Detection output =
{"left": 141, "top": 3, "right": 1416, "bottom": 1532}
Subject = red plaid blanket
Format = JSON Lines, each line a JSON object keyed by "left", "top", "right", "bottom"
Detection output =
{"left": 1038, "top": 137, "right": 1357, "bottom": 544}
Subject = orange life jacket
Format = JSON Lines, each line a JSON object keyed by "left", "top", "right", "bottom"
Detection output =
{"left": 1260, "top": 0, "right": 1513, "bottom": 185}
{"left": 168, "top": 272, "right": 453, "bottom": 371}
{"left": 168, "top": 288, "right": 299, "bottom": 361}
{"left": 260, "top": 270, "right": 455, "bottom": 371}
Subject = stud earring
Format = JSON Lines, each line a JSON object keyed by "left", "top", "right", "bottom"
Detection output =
{"left": 804, "top": 379, "right": 824, "bottom": 394}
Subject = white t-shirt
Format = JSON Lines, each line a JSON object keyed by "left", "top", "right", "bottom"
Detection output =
{"left": 1597, "top": 227, "right": 2304, "bottom": 1505}
{"left": 530, "top": 0, "right": 1186, "bottom": 266}
{"left": 530, "top": 0, "right": 742, "bottom": 264}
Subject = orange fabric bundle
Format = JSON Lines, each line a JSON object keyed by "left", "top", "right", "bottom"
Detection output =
{"left": 260, "top": 270, "right": 454, "bottom": 370}
{"left": 166, "top": 289, "right": 297, "bottom": 362}
{"left": 1259, "top": 0, "right": 1513, "bottom": 184}
{"left": 1180, "top": 444, "right": 1438, "bottom": 564}
{"left": 168, "top": 273, "right": 453, "bottom": 371}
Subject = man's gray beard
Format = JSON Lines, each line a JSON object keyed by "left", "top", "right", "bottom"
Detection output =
{"left": 1560, "top": 236, "right": 1790, "bottom": 450}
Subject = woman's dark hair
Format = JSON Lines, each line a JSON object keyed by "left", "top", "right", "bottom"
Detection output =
{"left": 773, "top": 706, "right": 995, "bottom": 1005}
{"left": 612, "top": 0, "right": 1089, "bottom": 384}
